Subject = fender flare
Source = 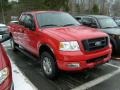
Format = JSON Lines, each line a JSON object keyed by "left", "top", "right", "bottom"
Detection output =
{"left": 38, "top": 43, "right": 55, "bottom": 56}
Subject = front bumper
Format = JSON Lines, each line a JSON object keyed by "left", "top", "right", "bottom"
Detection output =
{"left": 56, "top": 48, "right": 112, "bottom": 71}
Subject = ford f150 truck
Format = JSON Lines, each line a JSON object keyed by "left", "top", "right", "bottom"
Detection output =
{"left": 9, "top": 11, "right": 112, "bottom": 79}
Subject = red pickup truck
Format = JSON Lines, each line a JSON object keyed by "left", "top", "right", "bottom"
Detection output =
{"left": 0, "top": 36, "right": 13, "bottom": 90}
{"left": 9, "top": 11, "right": 112, "bottom": 79}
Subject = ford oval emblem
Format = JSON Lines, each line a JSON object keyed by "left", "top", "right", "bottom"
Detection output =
{"left": 95, "top": 41, "right": 102, "bottom": 46}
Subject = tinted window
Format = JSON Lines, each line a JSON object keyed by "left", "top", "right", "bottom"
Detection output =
{"left": 19, "top": 15, "right": 26, "bottom": 25}
{"left": 81, "top": 18, "right": 89, "bottom": 24}
{"left": 81, "top": 17, "right": 97, "bottom": 28}
{"left": 24, "top": 15, "right": 32, "bottom": 24}
{"left": 115, "top": 20, "right": 120, "bottom": 26}
{"left": 36, "top": 12, "right": 80, "bottom": 28}
{"left": 82, "top": 18, "right": 96, "bottom": 24}
{"left": 98, "top": 18, "right": 118, "bottom": 28}
{"left": 20, "top": 15, "right": 26, "bottom": 22}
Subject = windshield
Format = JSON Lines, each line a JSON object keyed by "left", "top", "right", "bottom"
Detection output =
{"left": 36, "top": 12, "right": 80, "bottom": 28}
{"left": 115, "top": 20, "right": 120, "bottom": 25}
{"left": 98, "top": 18, "right": 118, "bottom": 29}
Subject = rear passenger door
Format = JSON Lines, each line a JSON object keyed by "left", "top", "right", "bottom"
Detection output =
{"left": 16, "top": 14, "right": 26, "bottom": 46}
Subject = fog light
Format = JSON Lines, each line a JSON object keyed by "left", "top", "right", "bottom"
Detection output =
{"left": 68, "top": 63, "right": 80, "bottom": 68}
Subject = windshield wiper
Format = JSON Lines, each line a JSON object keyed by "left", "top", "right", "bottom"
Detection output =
{"left": 63, "top": 24, "right": 75, "bottom": 27}
{"left": 41, "top": 24, "right": 60, "bottom": 28}
{"left": 104, "top": 26, "right": 118, "bottom": 29}
{"left": 104, "top": 27, "right": 113, "bottom": 28}
{"left": 41, "top": 24, "right": 77, "bottom": 28}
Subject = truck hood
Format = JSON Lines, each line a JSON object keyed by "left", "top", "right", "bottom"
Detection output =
{"left": 101, "top": 28, "right": 120, "bottom": 35}
{"left": 43, "top": 26, "right": 107, "bottom": 41}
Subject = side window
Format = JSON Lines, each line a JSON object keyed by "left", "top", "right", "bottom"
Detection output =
{"left": 19, "top": 15, "right": 26, "bottom": 25}
{"left": 24, "top": 15, "right": 32, "bottom": 25}
{"left": 82, "top": 17, "right": 97, "bottom": 28}
{"left": 81, "top": 18, "right": 92, "bottom": 25}
{"left": 89, "top": 18, "right": 98, "bottom": 28}
{"left": 24, "top": 15, "right": 35, "bottom": 30}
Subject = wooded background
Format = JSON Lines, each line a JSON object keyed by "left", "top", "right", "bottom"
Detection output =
{"left": 0, "top": 0, "right": 120, "bottom": 23}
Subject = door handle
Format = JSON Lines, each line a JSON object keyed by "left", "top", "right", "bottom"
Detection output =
{"left": 19, "top": 29, "right": 24, "bottom": 33}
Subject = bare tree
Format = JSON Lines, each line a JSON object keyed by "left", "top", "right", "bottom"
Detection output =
{"left": 80, "top": 0, "right": 85, "bottom": 13}
{"left": 112, "top": 0, "right": 120, "bottom": 16}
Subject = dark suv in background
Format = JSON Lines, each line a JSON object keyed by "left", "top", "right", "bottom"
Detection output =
{"left": 113, "top": 17, "right": 120, "bottom": 27}
{"left": 75, "top": 15, "right": 120, "bottom": 54}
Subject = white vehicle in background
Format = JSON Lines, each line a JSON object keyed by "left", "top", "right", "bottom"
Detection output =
{"left": 10, "top": 21, "right": 19, "bottom": 24}
{"left": 0, "top": 24, "right": 9, "bottom": 38}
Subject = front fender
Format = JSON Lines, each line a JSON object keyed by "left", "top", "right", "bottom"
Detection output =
{"left": 37, "top": 40, "right": 58, "bottom": 56}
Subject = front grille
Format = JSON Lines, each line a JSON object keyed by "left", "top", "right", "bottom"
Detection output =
{"left": 82, "top": 37, "right": 108, "bottom": 52}
{"left": 86, "top": 54, "right": 108, "bottom": 63}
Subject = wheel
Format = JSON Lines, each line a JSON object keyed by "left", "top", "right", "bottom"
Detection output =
{"left": 41, "top": 52, "right": 58, "bottom": 79}
{"left": 111, "top": 44, "right": 116, "bottom": 55}
{"left": 11, "top": 83, "right": 14, "bottom": 90}
{"left": 110, "top": 38, "right": 117, "bottom": 55}
{"left": 10, "top": 37, "right": 18, "bottom": 51}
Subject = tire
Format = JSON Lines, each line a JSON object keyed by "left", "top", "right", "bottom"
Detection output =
{"left": 110, "top": 38, "right": 117, "bottom": 55}
{"left": 41, "top": 52, "right": 58, "bottom": 79}
{"left": 11, "top": 83, "right": 14, "bottom": 90}
{"left": 10, "top": 37, "right": 18, "bottom": 51}
{"left": 111, "top": 43, "right": 116, "bottom": 55}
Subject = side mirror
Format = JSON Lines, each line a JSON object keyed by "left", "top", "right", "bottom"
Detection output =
{"left": 82, "top": 21, "right": 91, "bottom": 26}
{"left": 25, "top": 20, "right": 35, "bottom": 30}
{"left": 82, "top": 21, "right": 87, "bottom": 25}
{"left": 90, "top": 23, "right": 97, "bottom": 28}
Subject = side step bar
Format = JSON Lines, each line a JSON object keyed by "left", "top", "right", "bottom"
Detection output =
{"left": 15, "top": 46, "right": 39, "bottom": 62}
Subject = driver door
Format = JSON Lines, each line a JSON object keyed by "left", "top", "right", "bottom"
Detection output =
{"left": 22, "top": 14, "right": 38, "bottom": 55}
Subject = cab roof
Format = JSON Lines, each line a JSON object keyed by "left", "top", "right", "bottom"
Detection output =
{"left": 22, "top": 11, "right": 64, "bottom": 15}
{"left": 87, "top": 15, "right": 111, "bottom": 19}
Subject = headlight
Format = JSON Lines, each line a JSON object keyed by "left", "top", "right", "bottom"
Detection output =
{"left": 0, "top": 67, "right": 9, "bottom": 84}
{"left": 59, "top": 41, "right": 80, "bottom": 51}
